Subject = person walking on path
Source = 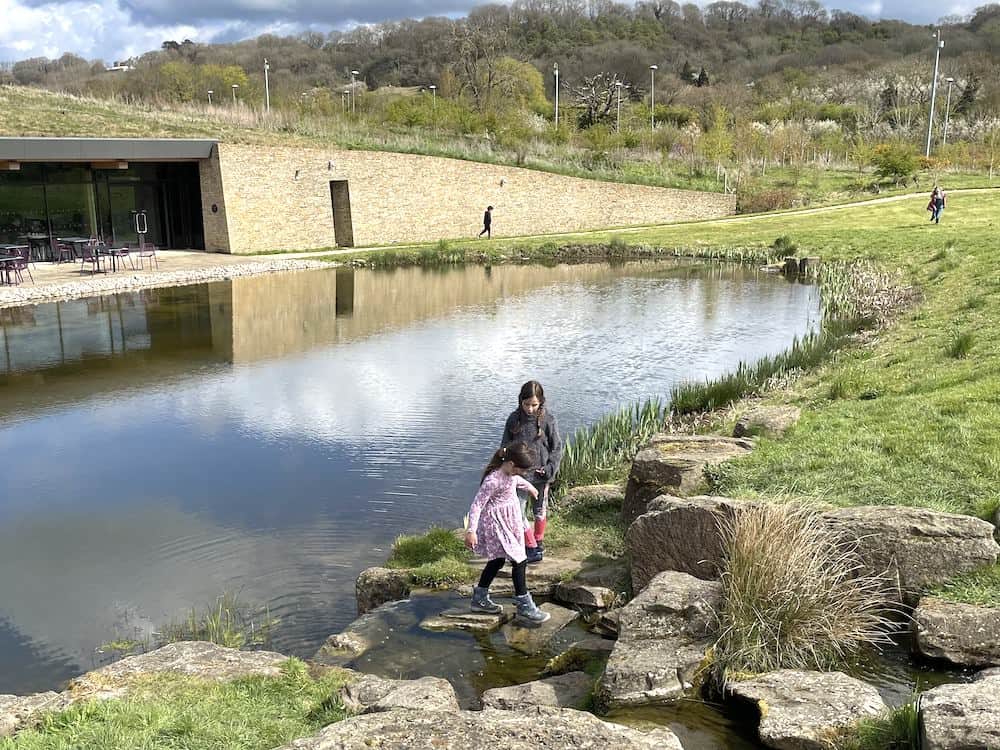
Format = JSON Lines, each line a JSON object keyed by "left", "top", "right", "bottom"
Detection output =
{"left": 465, "top": 442, "right": 551, "bottom": 624}
{"left": 501, "top": 380, "right": 562, "bottom": 564}
{"left": 929, "top": 186, "right": 947, "bottom": 224}
{"left": 478, "top": 206, "right": 493, "bottom": 238}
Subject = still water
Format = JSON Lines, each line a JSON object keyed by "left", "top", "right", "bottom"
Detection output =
{"left": 0, "top": 261, "right": 819, "bottom": 695}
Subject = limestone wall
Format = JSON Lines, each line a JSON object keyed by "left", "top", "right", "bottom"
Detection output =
{"left": 213, "top": 144, "right": 735, "bottom": 254}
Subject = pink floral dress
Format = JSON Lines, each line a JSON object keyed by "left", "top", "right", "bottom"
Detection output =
{"left": 467, "top": 469, "right": 533, "bottom": 563}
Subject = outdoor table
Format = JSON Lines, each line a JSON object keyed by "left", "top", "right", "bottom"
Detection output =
{"left": 57, "top": 237, "right": 94, "bottom": 260}
{"left": 99, "top": 246, "right": 131, "bottom": 272}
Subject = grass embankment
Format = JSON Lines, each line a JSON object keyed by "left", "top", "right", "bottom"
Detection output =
{"left": 1, "top": 86, "right": 992, "bottom": 205}
{"left": 0, "top": 660, "right": 348, "bottom": 750}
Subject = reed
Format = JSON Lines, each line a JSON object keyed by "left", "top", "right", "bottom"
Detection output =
{"left": 158, "top": 592, "right": 277, "bottom": 651}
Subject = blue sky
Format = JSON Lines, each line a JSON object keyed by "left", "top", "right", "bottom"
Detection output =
{"left": 0, "top": 0, "right": 982, "bottom": 64}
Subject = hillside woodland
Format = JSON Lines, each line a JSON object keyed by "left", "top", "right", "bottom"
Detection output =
{"left": 3, "top": 1, "right": 1000, "bottom": 210}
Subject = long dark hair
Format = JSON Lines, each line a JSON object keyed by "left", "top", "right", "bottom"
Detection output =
{"left": 481, "top": 442, "right": 535, "bottom": 483}
{"left": 518, "top": 380, "right": 546, "bottom": 439}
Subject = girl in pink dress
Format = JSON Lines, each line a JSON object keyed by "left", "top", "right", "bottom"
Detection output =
{"left": 464, "top": 442, "right": 551, "bottom": 624}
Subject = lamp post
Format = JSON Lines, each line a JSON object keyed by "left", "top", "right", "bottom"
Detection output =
{"left": 615, "top": 81, "right": 623, "bottom": 133}
{"left": 553, "top": 62, "right": 559, "bottom": 128}
{"left": 264, "top": 58, "right": 270, "bottom": 113}
{"left": 350, "top": 69, "right": 360, "bottom": 114}
{"left": 943, "top": 76, "right": 956, "bottom": 147}
{"left": 428, "top": 84, "right": 437, "bottom": 111}
{"left": 924, "top": 29, "right": 945, "bottom": 157}
{"left": 649, "top": 64, "right": 658, "bottom": 132}
{"left": 342, "top": 90, "right": 348, "bottom": 113}
{"left": 231, "top": 83, "right": 239, "bottom": 105}
{"left": 207, "top": 89, "right": 213, "bottom": 105}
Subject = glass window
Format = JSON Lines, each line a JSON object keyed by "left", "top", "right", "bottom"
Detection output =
{"left": 0, "top": 174, "right": 46, "bottom": 245}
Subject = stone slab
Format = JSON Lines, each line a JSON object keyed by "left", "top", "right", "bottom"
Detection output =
{"left": 420, "top": 606, "right": 515, "bottom": 634}
{"left": 502, "top": 603, "right": 580, "bottom": 655}
{"left": 481, "top": 672, "right": 594, "bottom": 711}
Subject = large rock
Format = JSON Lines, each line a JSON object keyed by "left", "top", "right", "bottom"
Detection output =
{"left": 598, "top": 571, "right": 719, "bottom": 710}
{"left": 728, "top": 670, "right": 886, "bottom": 750}
{"left": 502, "top": 603, "right": 579, "bottom": 655}
{"left": 623, "top": 434, "right": 753, "bottom": 525}
{"left": 275, "top": 706, "right": 684, "bottom": 749}
{"left": 919, "top": 672, "right": 1000, "bottom": 750}
{"left": 825, "top": 506, "right": 999, "bottom": 604}
{"left": 543, "top": 637, "right": 615, "bottom": 676}
{"left": 481, "top": 672, "right": 593, "bottom": 711}
{"left": 912, "top": 596, "right": 1000, "bottom": 667}
{"left": 0, "top": 692, "right": 72, "bottom": 738}
{"left": 340, "top": 673, "right": 460, "bottom": 714}
{"left": 627, "top": 495, "right": 750, "bottom": 592}
{"left": 733, "top": 405, "right": 801, "bottom": 439}
{"left": 69, "top": 641, "right": 288, "bottom": 700}
{"left": 356, "top": 567, "right": 411, "bottom": 615}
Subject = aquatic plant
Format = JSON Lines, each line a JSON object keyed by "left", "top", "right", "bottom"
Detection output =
{"left": 386, "top": 526, "right": 469, "bottom": 568}
{"left": 711, "top": 503, "right": 895, "bottom": 682}
{"left": 158, "top": 592, "right": 277, "bottom": 651}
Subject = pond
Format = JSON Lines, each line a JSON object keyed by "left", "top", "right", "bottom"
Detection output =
{"left": 0, "top": 260, "right": 820, "bottom": 696}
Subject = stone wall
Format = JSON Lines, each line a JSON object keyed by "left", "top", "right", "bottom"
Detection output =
{"left": 212, "top": 144, "right": 736, "bottom": 254}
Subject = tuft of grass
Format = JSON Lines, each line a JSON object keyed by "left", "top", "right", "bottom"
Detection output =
{"left": 835, "top": 701, "right": 920, "bottom": 750}
{"left": 1, "top": 659, "right": 348, "bottom": 750}
{"left": 962, "top": 295, "right": 986, "bottom": 310}
{"left": 930, "top": 563, "right": 1000, "bottom": 608}
{"left": 386, "top": 526, "right": 469, "bottom": 569}
{"left": 772, "top": 235, "right": 798, "bottom": 255}
{"left": 158, "top": 592, "right": 277, "bottom": 651}
{"left": 945, "top": 331, "right": 975, "bottom": 359}
{"left": 711, "top": 503, "right": 895, "bottom": 683}
{"left": 407, "top": 557, "right": 476, "bottom": 588}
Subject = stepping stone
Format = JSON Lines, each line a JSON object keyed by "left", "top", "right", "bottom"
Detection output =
{"left": 420, "top": 606, "right": 514, "bottom": 634}
{"left": 502, "top": 603, "right": 579, "bottom": 655}
{"left": 553, "top": 582, "right": 616, "bottom": 609}
{"left": 495, "top": 557, "right": 585, "bottom": 584}
{"left": 544, "top": 636, "right": 616, "bottom": 676}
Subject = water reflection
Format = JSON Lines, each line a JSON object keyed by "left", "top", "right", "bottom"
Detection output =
{"left": 0, "top": 262, "right": 818, "bottom": 695}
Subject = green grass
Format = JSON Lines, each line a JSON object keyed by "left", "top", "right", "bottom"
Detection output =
{"left": 835, "top": 701, "right": 920, "bottom": 750}
{"left": 0, "top": 660, "right": 348, "bottom": 750}
{"left": 931, "top": 564, "right": 1000, "bottom": 607}
{"left": 386, "top": 526, "right": 469, "bottom": 568}
{"left": 544, "top": 495, "right": 626, "bottom": 563}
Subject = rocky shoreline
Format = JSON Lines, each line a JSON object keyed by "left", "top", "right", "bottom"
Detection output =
{"left": 0, "top": 258, "right": 331, "bottom": 309}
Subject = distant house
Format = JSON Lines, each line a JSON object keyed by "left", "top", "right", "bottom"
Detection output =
{"left": 105, "top": 62, "right": 134, "bottom": 72}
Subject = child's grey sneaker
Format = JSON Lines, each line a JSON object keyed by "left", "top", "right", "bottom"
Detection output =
{"left": 471, "top": 586, "right": 503, "bottom": 614}
{"left": 513, "top": 593, "right": 550, "bottom": 624}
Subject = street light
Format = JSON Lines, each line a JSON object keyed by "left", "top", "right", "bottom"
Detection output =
{"left": 924, "top": 29, "right": 945, "bottom": 157}
{"left": 350, "top": 70, "right": 360, "bottom": 114}
{"left": 428, "top": 84, "right": 437, "bottom": 111}
{"left": 342, "top": 90, "right": 348, "bottom": 114}
{"left": 615, "top": 81, "right": 623, "bottom": 133}
{"left": 943, "top": 76, "right": 956, "bottom": 147}
{"left": 264, "top": 58, "right": 270, "bottom": 113}
{"left": 553, "top": 63, "right": 560, "bottom": 128}
{"left": 207, "top": 89, "right": 213, "bottom": 105}
{"left": 231, "top": 83, "right": 239, "bottom": 105}
{"left": 649, "top": 65, "right": 658, "bottom": 132}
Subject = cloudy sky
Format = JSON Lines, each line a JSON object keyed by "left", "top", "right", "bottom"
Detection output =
{"left": 0, "top": 0, "right": 983, "bottom": 64}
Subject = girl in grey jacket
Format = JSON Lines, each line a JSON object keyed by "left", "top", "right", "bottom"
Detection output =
{"left": 501, "top": 380, "right": 562, "bottom": 562}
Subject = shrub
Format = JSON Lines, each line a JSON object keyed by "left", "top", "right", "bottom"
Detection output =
{"left": 870, "top": 143, "right": 918, "bottom": 183}
{"left": 711, "top": 503, "right": 894, "bottom": 682}
{"left": 736, "top": 187, "right": 799, "bottom": 214}
{"left": 772, "top": 235, "right": 798, "bottom": 255}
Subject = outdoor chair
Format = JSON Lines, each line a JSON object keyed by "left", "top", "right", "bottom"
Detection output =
{"left": 80, "top": 242, "right": 104, "bottom": 275}
{"left": 136, "top": 240, "right": 158, "bottom": 270}
{"left": 53, "top": 241, "right": 74, "bottom": 264}
{"left": 7, "top": 251, "right": 32, "bottom": 284}
{"left": 103, "top": 243, "right": 134, "bottom": 272}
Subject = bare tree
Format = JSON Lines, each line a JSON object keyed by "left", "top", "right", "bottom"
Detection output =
{"left": 573, "top": 72, "right": 630, "bottom": 128}
{"left": 450, "top": 17, "right": 511, "bottom": 111}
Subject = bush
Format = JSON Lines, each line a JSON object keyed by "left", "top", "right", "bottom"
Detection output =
{"left": 736, "top": 187, "right": 799, "bottom": 214}
{"left": 711, "top": 503, "right": 894, "bottom": 682}
{"left": 870, "top": 143, "right": 918, "bottom": 183}
{"left": 772, "top": 235, "right": 798, "bottom": 255}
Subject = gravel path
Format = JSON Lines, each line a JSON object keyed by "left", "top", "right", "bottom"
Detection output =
{"left": 0, "top": 258, "right": 331, "bottom": 310}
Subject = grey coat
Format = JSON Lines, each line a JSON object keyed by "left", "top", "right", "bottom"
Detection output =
{"left": 501, "top": 409, "right": 563, "bottom": 484}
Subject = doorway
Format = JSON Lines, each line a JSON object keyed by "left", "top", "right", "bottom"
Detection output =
{"left": 329, "top": 180, "right": 355, "bottom": 248}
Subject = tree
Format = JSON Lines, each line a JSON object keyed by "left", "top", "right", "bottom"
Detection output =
{"left": 679, "top": 59, "right": 694, "bottom": 83}
{"left": 573, "top": 72, "right": 630, "bottom": 128}
{"left": 696, "top": 67, "right": 710, "bottom": 87}
{"left": 956, "top": 73, "right": 980, "bottom": 115}
{"left": 450, "top": 17, "right": 511, "bottom": 112}
{"left": 870, "top": 142, "right": 917, "bottom": 183}
{"left": 699, "top": 105, "right": 734, "bottom": 178}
